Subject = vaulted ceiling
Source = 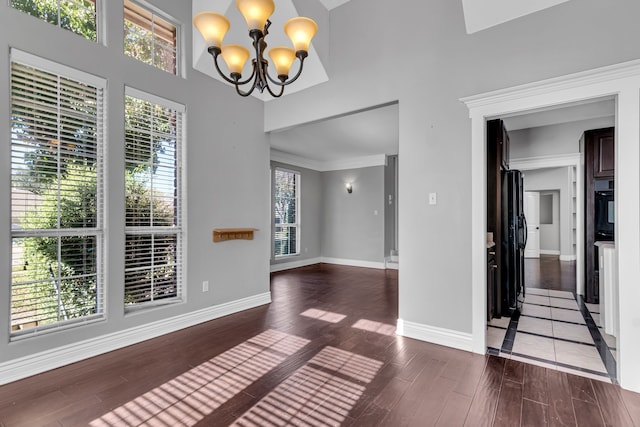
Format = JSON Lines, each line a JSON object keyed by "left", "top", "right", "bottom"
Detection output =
{"left": 192, "top": 0, "right": 582, "bottom": 167}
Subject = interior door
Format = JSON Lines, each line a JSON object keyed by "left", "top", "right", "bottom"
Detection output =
{"left": 524, "top": 191, "right": 540, "bottom": 258}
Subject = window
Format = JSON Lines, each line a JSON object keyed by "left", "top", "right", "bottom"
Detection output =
{"left": 124, "top": 88, "right": 184, "bottom": 309}
{"left": 10, "top": 49, "right": 105, "bottom": 337}
{"left": 10, "top": 0, "right": 98, "bottom": 41}
{"left": 124, "top": 0, "right": 178, "bottom": 75}
{"left": 274, "top": 169, "right": 300, "bottom": 257}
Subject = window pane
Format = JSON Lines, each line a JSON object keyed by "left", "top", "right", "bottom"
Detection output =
{"left": 124, "top": 0, "right": 178, "bottom": 75}
{"left": 10, "top": 56, "right": 104, "bottom": 336}
{"left": 124, "top": 234, "right": 178, "bottom": 304}
{"left": 11, "top": 0, "right": 97, "bottom": 41}
{"left": 124, "top": 92, "right": 183, "bottom": 308}
{"left": 11, "top": 236, "right": 99, "bottom": 331}
{"left": 274, "top": 170, "right": 299, "bottom": 257}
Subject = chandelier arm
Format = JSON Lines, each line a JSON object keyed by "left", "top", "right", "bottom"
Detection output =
{"left": 265, "top": 53, "right": 307, "bottom": 87}
{"left": 210, "top": 48, "right": 257, "bottom": 86}
{"left": 234, "top": 60, "right": 258, "bottom": 86}
{"left": 265, "top": 80, "right": 285, "bottom": 98}
{"left": 210, "top": 50, "right": 241, "bottom": 85}
{"left": 234, "top": 70, "right": 260, "bottom": 97}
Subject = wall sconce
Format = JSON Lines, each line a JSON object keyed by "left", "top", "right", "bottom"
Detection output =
{"left": 346, "top": 183, "right": 353, "bottom": 194}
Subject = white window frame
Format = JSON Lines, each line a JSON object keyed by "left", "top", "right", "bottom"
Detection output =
{"left": 123, "top": 0, "right": 181, "bottom": 76}
{"left": 9, "top": 49, "right": 107, "bottom": 339}
{"left": 273, "top": 167, "right": 301, "bottom": 258}
{"left": 124, "top": 86, "right": 186, "bottom": 312}
{"left": 9, "top": 0, "right": 103, "bottom": 43}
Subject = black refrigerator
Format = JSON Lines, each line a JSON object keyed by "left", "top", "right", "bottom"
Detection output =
{"left": 501, "top": 169, "right": 527, "bottom": 315}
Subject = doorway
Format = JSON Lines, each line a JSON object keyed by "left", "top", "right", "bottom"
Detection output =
{"left": 463, "top": 59, "right": 640, "bottom": 391}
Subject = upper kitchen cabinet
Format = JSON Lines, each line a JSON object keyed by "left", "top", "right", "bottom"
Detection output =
{"left": 588, "top": 128, "right": 615, "bottom": 178}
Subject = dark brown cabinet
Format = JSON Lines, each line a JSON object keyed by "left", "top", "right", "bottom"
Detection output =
{"left": 583, "top": 127, "right": 615, "bottom": 304}
{"left": 487, "top": 119, "right": 509, "bottom": 319}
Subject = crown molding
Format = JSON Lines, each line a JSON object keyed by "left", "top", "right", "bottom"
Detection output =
{"left": 461, "top": 59, "right": 640, "bottom": 112}
{"left": 270, "top": 149, "right": 387, "bottom": 172}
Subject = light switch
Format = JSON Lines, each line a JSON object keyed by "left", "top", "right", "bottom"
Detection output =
{"left": 428, "top": 192, "right": 437, "bottom": 205}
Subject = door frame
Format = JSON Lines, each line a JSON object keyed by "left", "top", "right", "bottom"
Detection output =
{"left": 462, "top": 60, "right": 640, "bottom": 392}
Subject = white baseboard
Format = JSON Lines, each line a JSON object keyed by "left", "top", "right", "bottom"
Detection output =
{"left": 0, "top": 292, "right": 272, "bottom": 386}
{"left": 320, "top": 257, "right": 386, "bottom": 270}
{"left": 396, "top": 319, "right": 473, "bottom": 352}
{"left": 559, "top": 254, "right": 577, "bottom": 261}
{"left": 540, "top": 250, "right": 561, "bottom": 255}
{"left": 385, "top": 257, "right": 399, "bottom": 270}
{"left": 270, "top": 256, "right": 388, "bottom": 272}
{"left": 270, "top": 257, "right": 322, "bottom": 272}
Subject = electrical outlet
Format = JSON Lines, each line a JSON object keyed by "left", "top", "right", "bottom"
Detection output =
{"left": 202, "top": 280, "right": 209, "bottom": 292}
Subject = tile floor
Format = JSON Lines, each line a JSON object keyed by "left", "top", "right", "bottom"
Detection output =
{"left": 487, "top": 287, "right": 618, "bottom": 383}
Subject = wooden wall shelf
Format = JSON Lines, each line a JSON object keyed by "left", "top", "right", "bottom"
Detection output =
{"left": 213, "top": 228, "right": 257, "bottom": 243}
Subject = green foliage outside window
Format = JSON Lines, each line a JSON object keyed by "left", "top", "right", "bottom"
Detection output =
{"left": 11, "top": 0, "right": 97, "bottom": 41}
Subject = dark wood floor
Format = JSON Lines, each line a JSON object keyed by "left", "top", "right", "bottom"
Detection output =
{"left": 1, "top": 263, "right": 639, "bottom": 426}
{"left": 525, "top": 254, "right": 576, "bottom": 292}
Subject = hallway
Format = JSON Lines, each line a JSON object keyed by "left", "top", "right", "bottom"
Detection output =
{"left": 487, "top": 255, "right": 617, "bottom": 383}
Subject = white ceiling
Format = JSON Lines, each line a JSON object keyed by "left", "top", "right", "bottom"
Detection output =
{"left": 318, "top": 0, "right": 350, "bottom": 10}
{"left": 269, "top": 103, "right": 399, "bottom": 167}
{"left": 501, "top": 98, "right": 615, "bottom": 131}
{"left": 461, "top": 0, "right": 571, "bottom": 34}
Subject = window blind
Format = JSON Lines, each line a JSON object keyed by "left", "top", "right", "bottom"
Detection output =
{"left": 10, "top": 52, "right": 105, "bottom": 337}
{"left": 124, "top": 0, "right": 178, "bottom": 75}
{"left": 274, "top": 169, "right": 300, "bottom": 257}
{"left": 124, "top": 89, "right": 184, "bottom": 308}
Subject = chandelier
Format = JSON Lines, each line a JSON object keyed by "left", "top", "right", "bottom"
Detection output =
{"left": 193, "top": 0, "right": 318, "bottom": 98}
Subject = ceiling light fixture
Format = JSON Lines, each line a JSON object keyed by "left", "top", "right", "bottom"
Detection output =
{"left": 193, "top": 0, "right": 318, "bottom": 98}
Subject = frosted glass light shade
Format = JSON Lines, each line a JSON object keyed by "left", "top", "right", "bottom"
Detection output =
{"left": 221, "top": 44, "right": 250, "bottom": 75}
{"left": 193, "top": 12, "right": 230, "bottom": 48}
{"left": 268, "top": 47, "right": 296, "bottom": 77}
{"left": 236, "top": 0, "right": 274, "bottom": 31}
{"left": 284, "top": 17, "right": 317, "bottom": 52}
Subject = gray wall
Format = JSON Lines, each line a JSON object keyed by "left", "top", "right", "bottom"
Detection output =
{"left": 263, "top": 0, "right": 640, "bottom": 334}
{"left": 0, "top": 1, "right": 270, "bottom": 363}
{"left": 270, "top": 161, "right": 323, "bottom": 264}
{"left": 321, "top": 166, "right": 385, "bottom": 262}
{"left": 523, "top": 168, "right": 571, "bottom": 257}
{"left": 269, "top": 162, "right": 386, "bottom": 265}
{"left": 509, "top": 117, "right": 615, "bottom": 159}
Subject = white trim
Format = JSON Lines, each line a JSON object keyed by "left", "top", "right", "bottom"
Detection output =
{"left": 320, "top": 257, "right": 386, "bottom": 269}
{"left": 271, "top": 150, "right": 323, "bottom": 171}
{"left": 560, "top": 255, "right": 576, "bottom": 261}
{"left": 271, "top": 257, "right": 394, "bottom": 272}
{"left": 462, "top": 58, "right": 640, "bottom": 392}
{"left": 460, "top": 59, "right": 640, "bottom": 110}
{"left": 0, "top": 292, "right": 271, "bottom": 386}
{"left": 323, "top": 154, "right": 387, "bottom": 171}
{"left": 396, "top": 319, "right": 473, "bottom": 352}
{"left": 539, "top": 250, "right": 561, "bottom": 255}
{"left": 125, "top": 86, "right": 186, "bottom": 113}
{"left": 270, "top": 257, "right": 322, "bottom": 272}
{"left": 11, "top": 48, "right": 106, "bottom": 88}
{"left": 510, "top": 153, "right": 580, "bottom": 170}
{"left": 385, "top": 257, "right": 399, "bottom": 270}
{"left": 270, "top": 150, "right": 387, "bottom": 172}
